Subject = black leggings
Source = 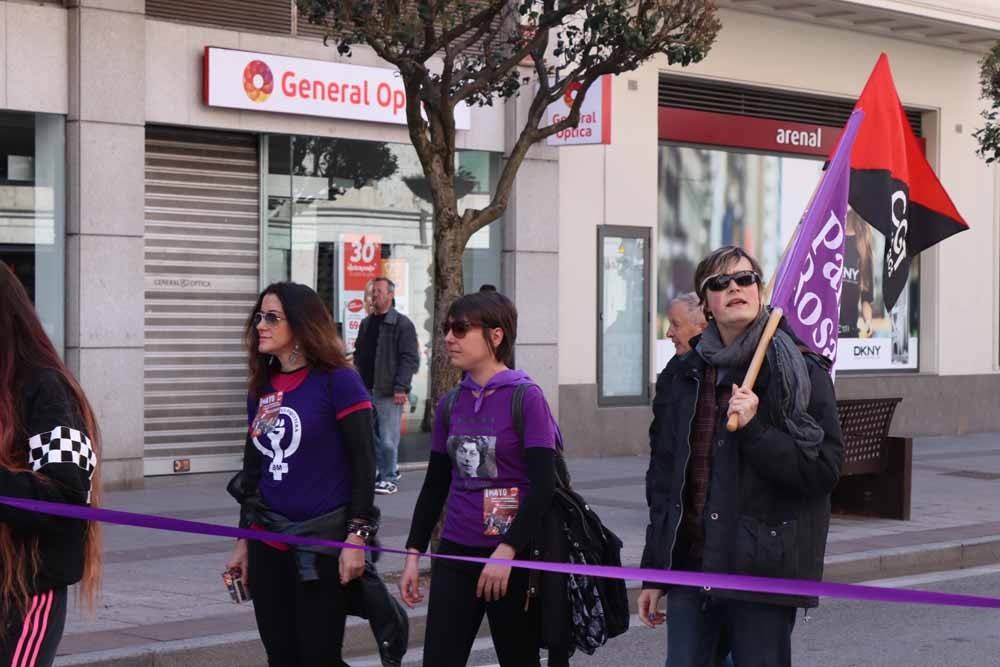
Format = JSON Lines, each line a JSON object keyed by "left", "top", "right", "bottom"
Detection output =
{"left": 0, "top": 587, "right": 67, "bottom": 667}
{"left": 423, "top": 539, "right": 543, "bottom": 667}
{"left": 248, "top": 540, "right": 351, "bottom": 667}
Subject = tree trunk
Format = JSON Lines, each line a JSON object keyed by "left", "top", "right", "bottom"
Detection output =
{"left": 428, "top": 207, "right": 466, "bottom": 418}
{"left": 426, "top": 207, "right": 465, "bottom": 554}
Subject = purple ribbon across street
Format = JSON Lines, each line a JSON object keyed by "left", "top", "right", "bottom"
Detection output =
{"left": 2, "top": 496, "right": 999, "bottom": 609}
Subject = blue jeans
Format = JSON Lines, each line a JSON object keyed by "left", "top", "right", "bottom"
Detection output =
{"left": 372, "top": 395, "right": 403, "bottom": 483}
{"left": 665, "top": 587, "right": 795, "bottom": 667}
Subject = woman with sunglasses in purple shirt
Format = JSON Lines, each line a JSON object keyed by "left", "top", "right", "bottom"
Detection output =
{"left": 225, "top": 282, "right": 381, "bottom": 667}
{"left": 399, "top": 290, "right": 561, "bottom": 667}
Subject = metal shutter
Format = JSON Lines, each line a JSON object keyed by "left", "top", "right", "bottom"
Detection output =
{"left": 146, "top": 0, "right": 291, "bottom": 35}
{"left": 144, "top": 127, "right": 259, "bottom": 476}
{"left": 659, "top": 74, "right": 923, "bottom": 137}
{"left": 295, "top": 1, "right": 505, "bottom": 54}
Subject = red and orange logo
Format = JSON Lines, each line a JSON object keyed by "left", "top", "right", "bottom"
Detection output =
{"left": 563, "top": 81, "right": 582, "bottom": 108}
{"left": 243, "top": 60, "right": 274, "bottom": 103}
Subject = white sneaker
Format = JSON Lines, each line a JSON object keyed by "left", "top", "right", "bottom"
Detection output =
{"left": 374, "top": 480, "right": 399, "bottom": 495}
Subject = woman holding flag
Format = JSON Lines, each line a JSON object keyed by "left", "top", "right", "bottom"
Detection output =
{"left": 637, "top": 246, "right": 844, "bottom": 667}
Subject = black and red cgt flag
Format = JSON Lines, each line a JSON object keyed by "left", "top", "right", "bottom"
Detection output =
{"left": 848, "top": 53, "right": 968, "bottom": 311}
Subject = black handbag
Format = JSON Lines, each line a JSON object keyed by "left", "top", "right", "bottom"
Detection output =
{"left": 509, "top": 386, "right": 630, "bottom": 657}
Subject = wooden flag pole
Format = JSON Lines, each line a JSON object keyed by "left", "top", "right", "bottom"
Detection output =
{"left": 726, "top": 307, "right": 785, "bottom": 432}
{"left": 722, "top": 217, "right": 799, "bottom": 434}
{"left": 723, "top": 213, "right": 804, "bottom": 434}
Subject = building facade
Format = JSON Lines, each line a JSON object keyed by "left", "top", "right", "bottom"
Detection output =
{"left": 3, "top": 1, "right": 999, "bottom": 487}
{"left": 560, "top": 0, "right": 1000, "bottom": 455}
{"left": 4, "top": 0, "right": 558, "bottom": 487}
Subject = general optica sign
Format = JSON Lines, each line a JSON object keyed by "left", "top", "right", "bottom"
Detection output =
{"left": 203, "top": 47, "right": 472, "bottom": 130}
{"left": 545, "top": 76, "right": 612, "bottom": 146}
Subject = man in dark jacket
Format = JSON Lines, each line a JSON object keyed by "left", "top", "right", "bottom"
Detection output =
{"left": 354, "top": 277, "right": 420, "bottom": 495}
{"left": 637, "top": 246, "right": 843, "bottom": 667}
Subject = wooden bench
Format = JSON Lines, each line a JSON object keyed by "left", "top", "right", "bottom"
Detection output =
{"left": 831, "top": 398, "right": 912, "bottom": 521}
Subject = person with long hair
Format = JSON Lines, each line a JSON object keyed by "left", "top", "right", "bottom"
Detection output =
{"left": 399, "top": 290, "right": 559, "bottom": 667}
{"left": 225, "top": 282, "right": 380, "bottom": 666}
{"left": 0, "top": 263, "right": 101, "bottom": 666}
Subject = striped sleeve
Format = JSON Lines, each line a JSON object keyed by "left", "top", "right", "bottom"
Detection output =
{"left": 336, "top": 400, "right": 372, "bottom": 421}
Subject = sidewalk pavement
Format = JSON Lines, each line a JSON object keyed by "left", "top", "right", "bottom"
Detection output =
{"left": 55, "top": 433, "right": 1000, "bottom": 666}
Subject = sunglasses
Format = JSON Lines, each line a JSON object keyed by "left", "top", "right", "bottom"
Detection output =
{"left": 441, "top": 320, "right": 479, "bottom": 338}
{"left": 701, "top": 270, "right": 761, "bottom": 293}
{"left": 252, "top": 311, "right": 285, "bottom": 327}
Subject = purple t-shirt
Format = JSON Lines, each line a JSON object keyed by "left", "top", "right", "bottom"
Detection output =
{"left": 246, "top": 367, "right": 371, "bottom": 521}
{"left": 432, "top": 384, "right": 556, "bottom": 548}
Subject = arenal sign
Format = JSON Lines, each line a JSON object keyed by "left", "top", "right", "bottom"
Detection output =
{"left": 658, "top": 107, "right": 840, "bottom": 157}
{"left": 203, "top": 47, "right": 472, "bottom": 130}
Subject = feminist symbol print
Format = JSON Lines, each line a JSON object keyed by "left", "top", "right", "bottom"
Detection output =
{"left": 252, "top": 406, "right": 302, "bottom": 481}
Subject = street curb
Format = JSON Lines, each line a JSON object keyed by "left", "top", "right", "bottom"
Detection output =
{"left": 824, "top": 536, "right": 1000, "bottom": 583}
{"left": 55, "top": 536, "right": 1000, "bottom": 667}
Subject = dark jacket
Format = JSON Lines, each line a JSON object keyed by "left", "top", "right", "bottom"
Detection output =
{"left": 2, "top": 368, "right": 96, "bottom": 595}
{"left": 243, "top": 498, "right": 355, "bottom": 582}
{"left": 639, "top": 338, "right": 844, "bottom": 608}
{"left": 354, "top": 308, "right": 419, "bottom": 397}
{"left": 227, "top": 475, "right": 408, "bottom": 667}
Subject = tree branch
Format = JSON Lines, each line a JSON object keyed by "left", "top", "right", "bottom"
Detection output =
{"left": 450, "top": 1, "right": 582, "bottom": 104}
{"left": 304, "top": 0, "right": 721, "bottom": 226}
{"left": 419, "top": 1, "right": 438, "bottom": 58}
{"left": 401, "top": 68, "right": 437, "bottom": 166}
{"left": 466, "top": 60, "right": 613, "bottom": 235}
{"left": 444, "top": 1, "right": 508, "bottom": 57}
{"left": 465, "top": 72, "right": 557, "bottom": 234}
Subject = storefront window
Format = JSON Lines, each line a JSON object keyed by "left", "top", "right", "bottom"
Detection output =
{"left": 0, "top": 112, "right": 65, "bottom": 353}
{"left": 656, "top": 143, "right": 919, "bottom": 373}
{"left": 263, "top": 135, "right": 501, "bottom": 461}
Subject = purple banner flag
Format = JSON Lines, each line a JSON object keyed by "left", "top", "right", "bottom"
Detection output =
{"left": 771, "top": 110, "right": 864, "bottom": 366}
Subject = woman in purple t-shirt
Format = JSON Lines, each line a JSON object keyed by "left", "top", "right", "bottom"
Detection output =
{"left": 400, "top": 290, "right": 559, "bottom": 667}
{"left": 225, "top": 282, "right": 378, "bottom": 667}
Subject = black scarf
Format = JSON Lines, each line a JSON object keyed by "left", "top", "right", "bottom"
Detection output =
{"left": 697, "top": 308, "right": 824, "bottom": 458}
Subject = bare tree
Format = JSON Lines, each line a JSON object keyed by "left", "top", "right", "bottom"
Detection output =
{"left": 298, "top": 0, "right": 721, "bottom": 412}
